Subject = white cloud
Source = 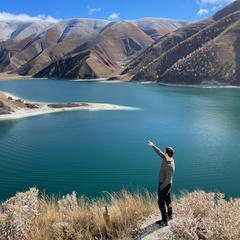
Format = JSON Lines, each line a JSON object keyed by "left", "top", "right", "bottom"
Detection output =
{"left": 197, "top": 8, "right": 209, "bottom": 16}
{"left": 87, "top": 6, "right": 101, "bottom": 15}
{"left": 199, "top": 0, "right": 234, "bottom": 4}
{"left": 108, "top": 13, "right": 120, "bottom": 20}
{"left": 0, "top": 12, "right": 60, "bottom": 22}
{"left": 196, "top": 0, "right": 234, "bottom": 18}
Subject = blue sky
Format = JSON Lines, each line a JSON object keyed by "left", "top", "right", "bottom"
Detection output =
{"left": 0, "top": 0, "right": 235, "bottom": 22}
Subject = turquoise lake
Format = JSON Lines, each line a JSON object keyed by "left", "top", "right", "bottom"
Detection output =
{"left": 0, "top": 79, "right": 240, "bottom": 201}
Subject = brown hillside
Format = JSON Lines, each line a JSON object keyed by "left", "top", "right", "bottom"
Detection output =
{"left": 119, "top": 0, "right": 240, "bottom": 86}
{"left": 0, "top": 18, "right": 189, "bottom": 80}
{"left": 34, "top": 21, "right": 154, "bottom": 79}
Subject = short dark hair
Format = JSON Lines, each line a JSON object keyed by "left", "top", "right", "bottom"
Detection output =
{"left": 165, "top": 147, "right": 174, "bottom": 157}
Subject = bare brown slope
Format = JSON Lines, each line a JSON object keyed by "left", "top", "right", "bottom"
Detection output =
{"left": 158, "top": 14, "right": 240, "bottom": 85}
{"left": 0, "top": 18, "right": 189, "bottom": 80}
{"left": 0, "top": 19, "right": 109, "bottom": 75}
{"left": 120, "top": 0, "right": 240, "bottom": 86}
{"left": 116, "top": 20, "right": 212, "bottom": 81}
{"left": 0, "top": 26, "right": 65, "bottom": 74}
{"left": 34, "top": 21, "right": 154, "bottom": 79}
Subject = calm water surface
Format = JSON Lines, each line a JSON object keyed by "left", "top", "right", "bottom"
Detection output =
{"left": 0, "top": 79, "right": 240, "bottom": 200}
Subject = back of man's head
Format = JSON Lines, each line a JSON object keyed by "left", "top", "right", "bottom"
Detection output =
{"left": 165, "top": 147, "right": 174, "bottom": 158}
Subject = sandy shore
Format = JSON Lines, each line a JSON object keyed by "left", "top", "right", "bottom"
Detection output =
{"left": 0, "top": 72, "right": 34, "bottom": 80}
{"left": 0, "top": 92, "right": 136, "bottom": 120}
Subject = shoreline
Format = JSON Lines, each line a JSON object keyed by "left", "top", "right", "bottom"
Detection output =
{"left": 0, "top": 92, "right": 138, "bottom": 121}
{"left": 1, "top": 73, "right": 239, "bottom": 88}
{"left": 157, "top": 82, "right": 240, "bottom": 88}
{"left": 0, "top": 72, "right": 34, "bottom": 81}
{"left": 137, "top": 81, "right": 240, "bottom": 88}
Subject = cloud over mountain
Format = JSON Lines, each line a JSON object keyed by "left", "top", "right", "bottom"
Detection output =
{"left": 0, "top": 12, "right": 60, "bottom": 22}
{"left": 196, "top": 0, "right": 235, "bottom": 17}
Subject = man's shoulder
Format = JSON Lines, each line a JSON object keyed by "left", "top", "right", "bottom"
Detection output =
{"left": 168, "top": 159, "right": 175, "bottom": 167}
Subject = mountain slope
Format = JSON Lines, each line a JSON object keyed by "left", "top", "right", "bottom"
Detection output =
{"left": 0, "top": 18, "right": 189, "bottom": 79}
{"left": 34, "top": 21, "right": 155, "bottom": 79}
{"left": 119, "top": 0, "right": 240, "bottom": 86}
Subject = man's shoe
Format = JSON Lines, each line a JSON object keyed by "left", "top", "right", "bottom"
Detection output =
{"left": 167, "top": 215, "right": 173, "bottom": 221}
{"left": 155, "top": 219, "right": 168, "bottom": 226}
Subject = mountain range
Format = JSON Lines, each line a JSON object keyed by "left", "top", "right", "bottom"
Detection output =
{"left": 120, "top": 0, "right": 240, "bottom": 86}
{"left": 0, "top": 18, "right": 188, "bottom": 80}
{"left": 0, "top": 0, "right": 240, "bottom": 86}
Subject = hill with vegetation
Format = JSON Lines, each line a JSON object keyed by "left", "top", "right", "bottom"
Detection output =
{"left": 118, "top": 0, "right": 240, "bottom": 86}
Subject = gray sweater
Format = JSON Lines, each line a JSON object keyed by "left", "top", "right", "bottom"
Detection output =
{"left": 152, "top": 145, "right": 175, "bottom": 190}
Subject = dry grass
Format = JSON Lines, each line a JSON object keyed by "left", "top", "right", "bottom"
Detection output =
{"left": 171, "top": 190, "right": 240, "bottom": 240}
{"left": 0, "top": 188, "right": 156, "bottom": 240}
{"left": 0, "top": 188, "right": 239, "bottom": 240}
{"left": 0, "top": 72, "right": 32, "bottom": 80}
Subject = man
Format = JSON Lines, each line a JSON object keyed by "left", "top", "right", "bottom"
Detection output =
{"left": 148, "top": 140, "right": 175, "bottom": 226}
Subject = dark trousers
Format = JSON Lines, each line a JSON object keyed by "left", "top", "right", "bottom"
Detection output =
{"left": 158, "top": 182, "right": 172, "bottom": 222}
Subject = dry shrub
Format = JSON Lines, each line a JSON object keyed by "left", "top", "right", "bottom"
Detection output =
{"left": 29, "top": 193, "right": 62, "bottom": 240}
{"left": 54, "top": 189, "right": 156, "bottom": 240}
{"left": 57, "top": 192, "right": 94, "bottom": 239}
{"left": 29, "top": 189, "right": 155, "bottom": 240}
{"left": 29, "top": 192, "right": 94, "bottom": 239}
{"left": 29, "top": 192, "right": 97, "bottom": 240}
{"left": 2, "top": 188, "right": 239, "bottom": 239}
{"left": 102, "top": 189, "right": 156, "bottom": 239}
{"left": 171, "top": 190, "right": 240, "bottom": 240}
{"left": 0, "top": 187, "right": 39, "bottom": 240}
